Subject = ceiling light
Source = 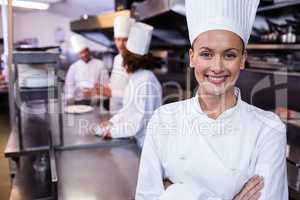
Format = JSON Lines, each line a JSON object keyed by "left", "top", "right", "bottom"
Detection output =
{"left": 83, "top": 14, "right": 88, "bottom": 20}
{"left": 0, "top": 0, "right": 50, "bottom": 10}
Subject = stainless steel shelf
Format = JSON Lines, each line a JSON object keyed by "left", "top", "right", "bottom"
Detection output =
{"left": 247, "top": 44, "right": 300, "bottom": 50}
{"left": 257, "top": 0, "right": 300, "bottom": 13}
{"left": 13, "top": 52, "right": 60, "bottom": 64}
{"left": 244, "top": 68, "right": 300, "bottom": 77}
{"left": 9, "top": 156, "right": 53, "bottom": 200}
{"left": 4, "top": 128, "right": 50, "bottom": 158}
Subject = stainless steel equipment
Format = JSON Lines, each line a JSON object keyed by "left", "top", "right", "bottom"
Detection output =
{"left": 281, "top": 25, "right": 297, "bottom": 43}
{"left": 132, "top": 0, "right": 189, "bottom": 48}
{"left": 70, "top": 0, "right": 189, "bottom": 49}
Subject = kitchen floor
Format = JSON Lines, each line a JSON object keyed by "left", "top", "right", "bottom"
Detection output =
{"left": 0, "top": 107, "right": 11, "bottom": 200}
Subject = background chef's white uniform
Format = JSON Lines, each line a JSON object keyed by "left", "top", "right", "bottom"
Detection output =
{"left": 109, "top": 54, "right": 129, "bottom": 112}
{"left": 109, "top": 16, "right": 134, "bottom": 113}
{"left": 64, "top": 58, "right": 109, "bottom": 101}
{"left": 109, "top": 22, "right": 162, "bottom": 147}
{"left": 109, "top": 69, "right": 161, "bottom": 147}
{"left": 65, "top": 34, "right": 109, "bottom": 101}
{"left": 136, "top": 88, "right": 288, "bottom": 200}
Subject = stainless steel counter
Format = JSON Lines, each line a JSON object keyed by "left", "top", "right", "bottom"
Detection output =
{"left": 7, "top": 102, "right": 140, "bottom": 200}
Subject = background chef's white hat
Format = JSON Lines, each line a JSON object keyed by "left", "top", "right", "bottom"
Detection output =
{"left": 126, "top": 22, "right": 154, "bottom": 56}
{"left": 114, "top": 16, "right": 135, "bottom": 38}
{"left": 70, "top": 34, "right": 88, "bottom": 53}
{"left": 186, "top": 0, "right": 260, "bottom": 45}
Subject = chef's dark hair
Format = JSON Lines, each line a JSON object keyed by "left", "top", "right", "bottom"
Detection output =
{"left": 122, "top": 49, "right": 155, "bottom": 73}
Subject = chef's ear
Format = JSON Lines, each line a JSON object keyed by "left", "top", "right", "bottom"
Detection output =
{"left": 240, "top": 50, "right": 247, "bottom": 70}
{"left": 189, "top": 48, "right": 195, "bottom": 68}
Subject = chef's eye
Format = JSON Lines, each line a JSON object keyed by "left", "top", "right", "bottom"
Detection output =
{"left": 199, "top": 51, "right": 212, "bottom": 59}
{"left": 224, "top": 52, "right": 237, "bottom": 60}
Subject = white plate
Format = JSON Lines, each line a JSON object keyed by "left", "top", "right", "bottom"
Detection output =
{"left": 64, "top": 105, "right": 94, "bottom": 114}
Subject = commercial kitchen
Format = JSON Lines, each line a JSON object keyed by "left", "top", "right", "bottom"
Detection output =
{"left": 0, "top": 0, "right": 300, "bottom": 199}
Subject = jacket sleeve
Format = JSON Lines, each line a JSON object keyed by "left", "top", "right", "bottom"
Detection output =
{"left": 98, "top": 61, "right": 109, "bottom": 85}
{"left": 109, "top": 76, "right": 161, "bottom": 138}
{"left": 135, "top": 112, "right": 165, "bottom": 199}
{"left": 159, "top": 184, "right": 223, "bottom": 200}
{"left": 64, "top": 65, "right": 76, "bottom": 100}
{"left": 255, "top": 123, "right": 288, "bottom": 200}
{"left": 109, "top": 84, "right": 145, "bottom": 138}
{"left": 109, "top": 106, "right": 145, "bottom": 138}
{"left": 135, "top": 112, "right": 224, "bottom": 200}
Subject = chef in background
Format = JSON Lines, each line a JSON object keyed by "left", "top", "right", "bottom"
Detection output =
{"left": 64, "top": 35, "right": 109, "bottom": 105}
{"left": 0, "top": 54, "right": 8, "bottom": 90}
{"left": 99, "top": 22, "right": 162, "bottom": 148}
{"left": 0, "top": 40, "right": 8, "bottom": 90}
{"left": 96, "top": 16, "right": 134, "bottom": 113}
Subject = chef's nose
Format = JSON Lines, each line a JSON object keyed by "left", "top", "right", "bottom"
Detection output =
{"left": 210, "top": 55, "right": 224, "bottom": 74}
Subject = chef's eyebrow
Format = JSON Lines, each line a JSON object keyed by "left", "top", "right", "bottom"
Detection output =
{"left": 198, "top": 47, "right": 211, "bottom": 51}
{"left": 224, "top": 48, "right": 240, "bottom": 52}
{"left": 198, "top": 47, "right": 240, "bottom": 52}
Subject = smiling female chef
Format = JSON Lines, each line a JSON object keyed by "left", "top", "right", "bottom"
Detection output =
{"left": 135, "top": 0, "right": 288, "bottom": 200}
{"left": 100, "top": 22, "right": 162, "bottom": 148}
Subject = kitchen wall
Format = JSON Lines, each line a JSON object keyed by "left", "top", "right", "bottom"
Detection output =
{"left": 0, "top": 10, "right": 107, "bottom": 52}
{"left": 14, "top": 11, "right": 71, "bottom": 47}
{"left": 0, "top": 12, "right": 2, "bottom": 39}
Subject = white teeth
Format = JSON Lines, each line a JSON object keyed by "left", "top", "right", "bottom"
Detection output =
{"left": 207, "top": 76, "right": 226, "bottom": 81}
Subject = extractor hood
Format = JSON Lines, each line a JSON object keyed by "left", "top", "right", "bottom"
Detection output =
{"left": 70, "top": 0, "right": 189, "bottom": 49}
{"left": 132, "top": 0, "right": 189, "bottom": 49}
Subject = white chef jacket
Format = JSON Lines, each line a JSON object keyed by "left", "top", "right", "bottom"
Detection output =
{"left": 136, "top": 88, "right": 288, "bottom": 200}
{"left": 109, "top": 69, "right": 162, "bottom": 148}
{"left": 109, "top": 54, "right": 130, "bottom": 113}
{"left": 64, "top": 58, "right": 109, "bottom": 101}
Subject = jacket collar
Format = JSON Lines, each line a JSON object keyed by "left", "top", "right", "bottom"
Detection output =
{"left": 192, "top": 87, "right": 242, "bottom": 121}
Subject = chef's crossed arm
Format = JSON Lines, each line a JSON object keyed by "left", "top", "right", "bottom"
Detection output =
{"left": 253, "top": 124, "right": 288, "bottom": 200}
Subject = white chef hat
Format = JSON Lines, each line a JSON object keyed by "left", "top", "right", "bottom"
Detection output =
{"left": 114, "top": 16, "right": 135, "bottom": 38}
{"left": 185, "top": 0, "right": 260, "bottom": 45}
{"left": 70, "top": 35, "right": 88, "bottom": 53}
{"left": 126, "top": 22, "right": 154, "bottom": 56}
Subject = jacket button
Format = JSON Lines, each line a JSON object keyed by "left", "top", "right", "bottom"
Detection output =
{"left": 179, "top": 156, "right": 186, "bottom": 160}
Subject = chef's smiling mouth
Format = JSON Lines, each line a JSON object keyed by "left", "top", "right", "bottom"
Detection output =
{"left": 204, "top": 74, "right": 230, "bottom": 85}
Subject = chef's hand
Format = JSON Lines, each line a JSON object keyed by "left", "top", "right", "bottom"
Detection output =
{"left": 233, "top": 176, "right": 264, "bottom": 200}
{"left": 100, "top": 121, "right": 112, "bottom": 139}
{"left": 163, "top": 179, "right": 173, "bottom": 190}
{"left": 0, "top": 73, "right": 7, "bottom": 89}
{"left": 275, "top": 106, "right": 290, "bottom": 120}
{"left": 66, "top": 98, "right": 75, "bottom": 105}
{"left": 95, "top": 83, "right": 112, "bottom": 97}
{"left": 83, "top": 87, "right": 97, "bottom": 98}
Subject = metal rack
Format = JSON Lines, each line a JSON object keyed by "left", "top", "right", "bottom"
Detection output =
{"left": 5, "top": 51, "right": 64, "bottom": 200}
{"left": 247, "top": 44, "right": 300, "bottom": 50}
{"left": 257, "top": 0, "right": 300, "bottom": 13}
{"left": 13, "top": 51, "right": 64, "bottom": 151}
